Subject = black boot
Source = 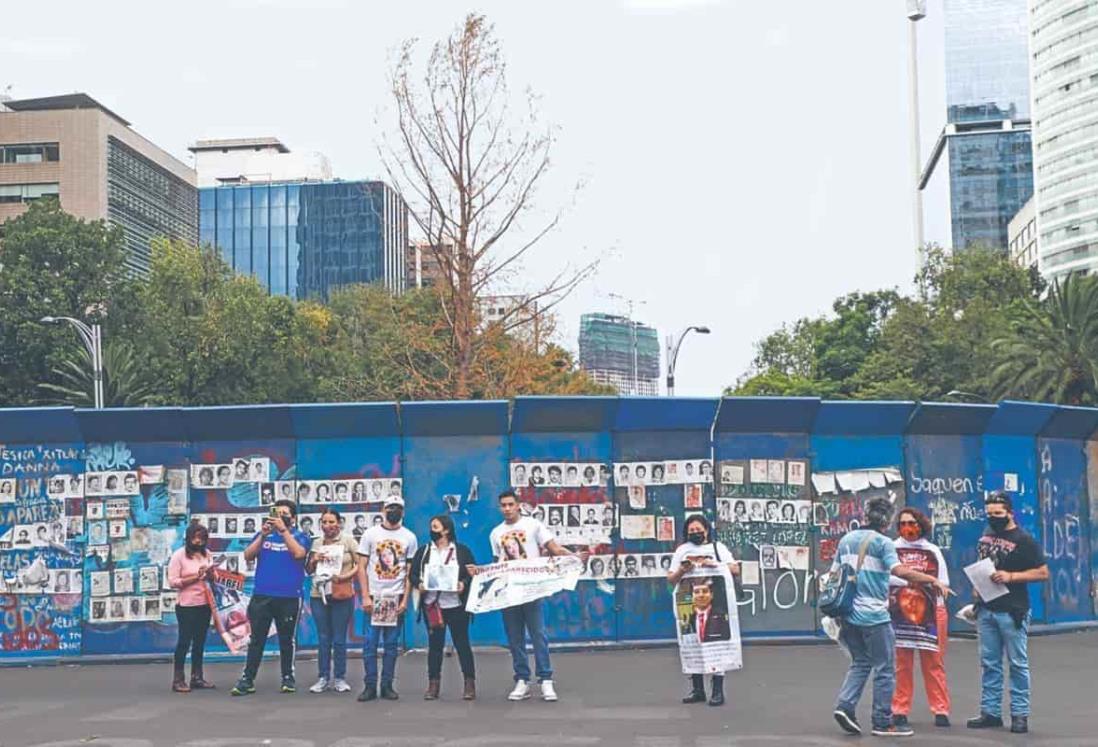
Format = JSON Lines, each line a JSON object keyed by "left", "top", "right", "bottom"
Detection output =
{"left": 682, "top": 674, "right": 706, "bottom": 704}
{"left": 1011, "top": 716, "right": 1028, "bottom": 734}
{"left": 708, "top": 675, "right": 725, "bottom": 706}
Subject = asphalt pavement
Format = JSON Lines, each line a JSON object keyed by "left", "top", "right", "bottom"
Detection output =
{"left": 2, "top": 630, "right": 1096, "bottom": 747}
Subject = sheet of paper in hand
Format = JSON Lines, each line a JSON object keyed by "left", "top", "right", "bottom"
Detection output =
{"left": 465, "top": 556, "right": 584, "bottom": 614}
{"left": 371, "top": 593, "right": 400, "bottom": 627}
{"left": 313, "top": 543, "right": 345, "bottom": 577}
{"left": 673, "top": 567, "right": 743, "bottom": 675}
{"left": 206, "top": 568, "right": 261, "bottom": 654}
{"left": 424, "top": 560, "right": 459, "bottom": 592}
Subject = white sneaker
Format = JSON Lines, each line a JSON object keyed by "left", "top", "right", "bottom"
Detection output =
{"left": 331, "top": 678, "right": 351, "bottom": 693}
{"left": 508, "top": 680, "right": 531, "bottom": 701}
{"left": 540, "top": 679, "right": 558, "bottom": 702}
{"left": 308, "top": 678, "right": 329, "bottom": 694}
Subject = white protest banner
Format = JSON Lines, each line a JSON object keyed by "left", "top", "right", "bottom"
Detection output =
{"left": 466, "top": 556, "right": 583, "bottom": 614}
{"left": 673, "top": 567, "right": 743, "bottom": 675}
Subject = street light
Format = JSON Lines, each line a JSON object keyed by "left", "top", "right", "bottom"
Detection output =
{"left": 945, "top": 390, "right": 988, "bottom": 403}
{"left": 906, "top": 0, "right": 927, "bottom": 265}
{"left": 666, "top": 326, "right": 711, "bottom": 397}
{"left": 40, "top": 315, "right": 104, "bottom": 408}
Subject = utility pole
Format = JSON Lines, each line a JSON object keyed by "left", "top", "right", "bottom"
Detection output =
{"left": 907, "top": 0, "right": 927, "bottom": 265}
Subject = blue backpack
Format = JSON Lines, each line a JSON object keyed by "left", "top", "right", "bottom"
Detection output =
{"left": 818, "top": 534, "right": 873, "bottom": 619}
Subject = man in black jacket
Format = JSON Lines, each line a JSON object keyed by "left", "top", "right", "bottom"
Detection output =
{"left": 409, "top": 514, "right": 477, "bottom": 701}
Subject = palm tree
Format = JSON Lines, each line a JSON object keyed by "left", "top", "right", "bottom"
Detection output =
{"left": 989, "top": 272, "right": 1098, "bottom": 405}
{"left": 38, "top": 340, "right": 157, "bottom": 407}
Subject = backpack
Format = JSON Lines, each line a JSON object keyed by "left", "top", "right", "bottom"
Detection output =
{"left": 817, "top": 533, "right": 873, "bottom": 619}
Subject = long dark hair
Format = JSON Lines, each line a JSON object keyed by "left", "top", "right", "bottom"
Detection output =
{"left": 897, "top": 506, "right": 932, "bottom": 537}
{"left": 431, "top": 513, "right": 458, "bottom": 544}
{"left": 184, "top": 522, "right": 209, "bottom": 559}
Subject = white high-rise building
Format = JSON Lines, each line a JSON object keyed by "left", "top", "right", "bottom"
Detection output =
{"left": 1029, "top": 0, "right": 1098, "bottom": 279}
{"left": 189, "top": 137, "right": 332, "bottom": 187}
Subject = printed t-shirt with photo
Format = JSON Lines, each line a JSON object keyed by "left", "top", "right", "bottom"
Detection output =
{"left": 671, "top": 541, "right": 735, "bottom": 572}
{"left": 358, "top": 524, "right": 418, "bottom": 599}
{"left": 310, "top": 534, "right": 360, "bottom": 599}
{"left": 888, "top": 536, "right": 949, "bottom": 606}
{"left": 490, "top": 516, "right": 554, "bottom": 562}
{"left": 976, "top": 526, "right": 1046, "bottom": 616}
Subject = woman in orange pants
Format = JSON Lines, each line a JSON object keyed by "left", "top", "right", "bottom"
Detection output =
{"left": 889, "top": 507, "right": 951, "bottom": 728}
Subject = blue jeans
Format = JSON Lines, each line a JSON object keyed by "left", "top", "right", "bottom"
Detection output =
{"left": 977, "top": 608, "right": 1031, "bottom": 717}
{"left": 836, "top": 621, "right": 896, "bottom": 730}
{"left": 310, "top": 596, "right": 353, "bottom": 680}
{"left": 362, "top": 616, "right": 400, "bottom": 687}
{"left": 502, "top": 599, "right": 552, "bottom": 683}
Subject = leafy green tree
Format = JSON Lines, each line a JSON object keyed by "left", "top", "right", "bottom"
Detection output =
{"left": 38, "top": 340, "right": 156, "bottom": 407}
{"left": 0, "top": 200, "right": 133, "bottom": 406}
{"left": 989, "top": 273, "right": 1098, "bottom": 405}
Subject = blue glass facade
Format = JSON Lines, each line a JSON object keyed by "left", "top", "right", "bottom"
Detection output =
{"left": 198, "top": 180, "right": 405, "bottom": 300}
{"left": 941, "top": 0, "right": 1034, "bottom": 250}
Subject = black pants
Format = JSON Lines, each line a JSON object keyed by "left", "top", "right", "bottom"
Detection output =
{"left": 242, "top": 594, "right": 301, "bottom": 681}
{"left": 174, "top": 604, "right": 212, "bottom": 671}
{"left": 427, "top": 607, "right": 475, "bottom": 680}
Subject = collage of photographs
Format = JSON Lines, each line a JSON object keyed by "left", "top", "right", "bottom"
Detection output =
{"left": 613, "top": 458, "right": 713, "bottom": 487}
{"left": 716, "top": 497, "right": 823, "bottom": 526}
{"left": 290, "top": 477, "right": 402, "bottom": 505}
{"left": 510, "top": 461, "right": 609, "bottom": 489}
{"left": 83, "top": 470, "right": 140, "bottom": 497}
{"left": 1, "top": 567, "right": 83, "bottom": 595}
{"left": 581, "top": 552, "right": 675, "bottom": 580}
{"left": 0, "top": 520, "right": 67, "bottom": 549}
{"left": 718, "top": 459, "right": 808, "bottom": 486}
{"left": 87, "top": 567, "right": 178, "bottom": 624}
{"left": 190, "top": 457, "right": 271, "bottom": 489}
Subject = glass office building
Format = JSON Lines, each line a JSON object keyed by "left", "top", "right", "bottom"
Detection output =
{"left": 198, "top": 180, "right": 407, "bottom": 300}
{"left": 930, "top": 0, "right": 1035, "bottom": 250}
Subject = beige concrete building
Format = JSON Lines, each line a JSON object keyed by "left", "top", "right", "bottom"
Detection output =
{"left": 1008, "top": 197, "right": 1038, "bottom": 272}
{"left": 0, "top": 93, "right": 197, "bottom": 273}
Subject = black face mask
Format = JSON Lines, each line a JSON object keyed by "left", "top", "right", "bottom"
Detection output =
{"left": 429, "top": 530, "right": 444, "bottom": 542}
{"left": 687, "top": 531, "right": 706, "bottom": 546}
{"left": 385, "top": 509, "right": 403, "bottom": 525}
{"left": 188, "top": 542, "right": 206, "bottom": 553}
{"left": 988, "top": 515, "right": 1010, "bottom": 533}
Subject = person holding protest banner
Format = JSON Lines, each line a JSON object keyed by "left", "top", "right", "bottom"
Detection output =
{"left": 356, "top": 495, "right": 417, "bottom": 702}
{"left": 667, "top": 514, "right": 741, "bottom": 707}
{"left": 468, "top": 489, "right": 587, "bottom": 703}
{"left": 409, "top": 514, "right": 477, "bottom": 701}
{"left": 305, "top": 508, "right": 363, "bottom": 694}
{"left": 167, "top": 522, "right": 215, "bottom": 692}
{"left": 231, "top": 500, "right": 312, "bottom": 696}
{"left": 889, "top": 507, "right": 951, "bottom": 729}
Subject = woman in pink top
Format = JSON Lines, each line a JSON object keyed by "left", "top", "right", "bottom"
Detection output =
{"left": 167, "top": 522, "right": 214, "bottom": 692}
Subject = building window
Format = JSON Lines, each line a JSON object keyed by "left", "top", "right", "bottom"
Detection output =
{"left": 0, "top": 182, "right": 60, "bottom": 203}
{"left": 0, "top": 143, "right": 60, "bottom": 164}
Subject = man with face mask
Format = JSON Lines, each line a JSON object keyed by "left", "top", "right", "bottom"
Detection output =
{"left": 967, "top": 491, "right": 1049, "bottom": 735}
{"left": 231, "top": 499, "right": 311, "bottom": 696}
{"left": 356, "top": 495, "right": 417, "bottom": 702}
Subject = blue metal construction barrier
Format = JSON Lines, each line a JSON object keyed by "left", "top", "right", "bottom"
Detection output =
{"left": 0, "top": 397, "right": 1094, "bottom": 662}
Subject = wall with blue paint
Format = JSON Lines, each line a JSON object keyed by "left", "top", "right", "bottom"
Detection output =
{"left": 3, "top": 396, "right": 1098, "bottom": 663}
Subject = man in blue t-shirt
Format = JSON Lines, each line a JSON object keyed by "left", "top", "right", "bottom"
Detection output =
{"left": 231, "top": 499, "right": 312, "bottom": 696}
{"left": 831, "top": 497, "right": 951, "bottom": 738}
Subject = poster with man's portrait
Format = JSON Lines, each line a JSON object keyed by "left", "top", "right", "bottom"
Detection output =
{"left": 673, "top": 569, "right": 742, "bottom": 675}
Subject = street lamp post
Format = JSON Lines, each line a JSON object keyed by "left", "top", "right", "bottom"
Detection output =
{"left": 906, "top": 0, "right": 927, "bottom": 265}
{"left": 666, "top": 326, "right": 711, "bottom": 396}
{"left": 41, "top": 316, "right": 104, "bottom": 408}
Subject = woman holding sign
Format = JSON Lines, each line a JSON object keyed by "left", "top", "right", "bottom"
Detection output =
{"left": 305, "top": 508, "right": 362, "bottom": 695}
{"left": 409, "top": 514, "right": 477, "bottom": 701}
{"left": 889, "top": 508, "right": 952, "bottom": 729}
{"left": 667, "top": 515, "right": 741, "bottom": 707}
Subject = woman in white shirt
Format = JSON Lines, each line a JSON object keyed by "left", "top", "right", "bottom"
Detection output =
{"left": 889, "top": 507, "right": 951, "bottom": 729}
{"left": 667, "top": 515, "right": 740, "bottom": 707}
{"left": 409, "top": 514, "right": 477, "bottom": 701}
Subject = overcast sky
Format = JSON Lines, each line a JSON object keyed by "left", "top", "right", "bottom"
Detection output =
{"left": 1, "top": 0, "right": 953, "bottom": 397}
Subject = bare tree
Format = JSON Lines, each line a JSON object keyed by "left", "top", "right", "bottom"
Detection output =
{"left": 380, "top": 13, "right": 596, "bottom": 398}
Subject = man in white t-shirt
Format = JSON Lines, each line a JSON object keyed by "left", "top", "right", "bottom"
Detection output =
{"left": 355, "top": 495, "right": 418, "bottom": 703}
{"left": 474, "top": 489, "right": 586, "bottom": 703}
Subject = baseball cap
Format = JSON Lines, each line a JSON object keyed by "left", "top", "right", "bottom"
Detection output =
{"left": 384, "top": 495, "right": 405, "bottom": 508}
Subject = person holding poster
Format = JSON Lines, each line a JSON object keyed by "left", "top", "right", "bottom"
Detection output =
{"left": 231, "top": 500, "right": 311, "bottom": 696}
{"left": 356, "top": 495, "right": 417, "bottom": 703}
{"left": 473, "top": 489, "right": 586, "bottom": 703}
{"left": 305, "top": 509, "right": 362, "bottom": 695}
{"left": 889, "top": 508, "right": 951, "bottom": 729}
{"left": 667, "top": 514, "right": 741, "bottom": 707}
{"left": 409, "top": 514, "right": 477, "bottom": 701}
{"left": 166, "top": 522, "right": 214, "bottom": 692}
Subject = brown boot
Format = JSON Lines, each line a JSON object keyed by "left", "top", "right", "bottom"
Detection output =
{"left": 172, "top": 666, "right": 191, "bottom": 693}
{"left": 462, "top": 677, "right": 476, "bottom": 701}
{"left": 424, "top": 679, "right": 440, "bottom": 700}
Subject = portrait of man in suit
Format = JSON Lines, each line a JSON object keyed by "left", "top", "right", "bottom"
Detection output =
{"left": 682, "top": 578, "right": 731, "bottom": 642}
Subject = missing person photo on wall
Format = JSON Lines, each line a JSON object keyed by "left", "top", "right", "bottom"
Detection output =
{"left": 113, "top": 568, "right": 134, "bottom": 594}
{"left": 684, "top": 483, "right": 704, "bottom": 510}
{"left": 108, "top": 519, "right": 128, "bottom": 540}
{"left": 547, "top": 505, "right": 565, "bottom": 528}
{"left": 780, "top": 501, "right": 797, "bottom": 524}
{"left": 250, "top": 457, "right": 270, "bottom": 482}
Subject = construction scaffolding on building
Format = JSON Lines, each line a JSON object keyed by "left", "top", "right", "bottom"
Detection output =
{"left": 578, "top": 313, "right": 660, "bottom": 396}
